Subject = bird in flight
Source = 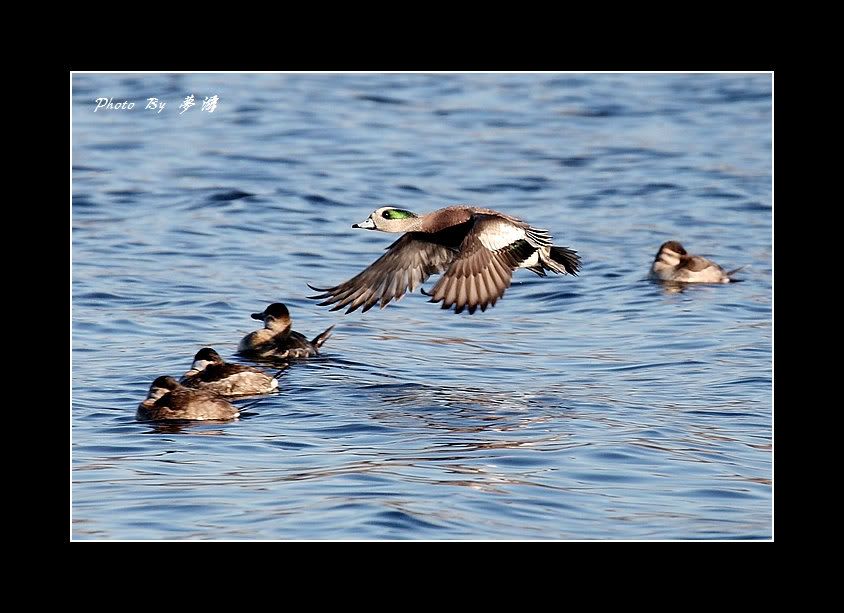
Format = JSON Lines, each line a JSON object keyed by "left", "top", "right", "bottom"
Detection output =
{"left": 308, "top": 205, "right": 581, "bottom": 315}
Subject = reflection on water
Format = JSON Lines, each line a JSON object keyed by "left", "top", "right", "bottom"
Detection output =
{"left": 653, "top": 279, "right": 747, "bottom": 295}
{"left": 141, "top": 421, "right": 237, "bottom": 436}
{"left": 373, "top": 382, "right": 547, "bottom": 411}
{"left": 657, "top": 280, "right": 689, "bottom": 294}
{"left": 72, "top": 73, "right": 772, "bottom": 540}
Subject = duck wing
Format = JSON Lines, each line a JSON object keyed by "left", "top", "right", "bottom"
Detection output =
{"left": 428, "top": 216, "right": 537, "bottom": 314}
{"left": 681, "top": 255, "right": 719, "bottom": 272}
{"left": 308, "top": 233, "right": 456, "bottom": 313}
{"left": 198, "top": 363, "right": 252, "bottom": 382}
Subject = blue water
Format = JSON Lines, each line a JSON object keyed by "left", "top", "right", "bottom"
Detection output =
{"left": 72, "top": 73, "right": 772, "bottom": 540}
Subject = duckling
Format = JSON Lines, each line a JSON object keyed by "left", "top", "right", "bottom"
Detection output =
{"left": 137, "top": 376, "right": 240, "bottom": 421}
{"left": 308, "top": 205, "right": 581, "bottom": 314}
{"left": 650, "top": 241, "right": 743, "bottom": 284}
{"left": 238, "top": 303, "right": 334, "bottom": 359}
{"left": 180, "top": 347, "right": 279, "bottom": 396}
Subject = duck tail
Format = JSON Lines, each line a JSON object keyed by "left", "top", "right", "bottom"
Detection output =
{"left": 546, "top": 246, "right": 581, "bottom": 276}
{"left": 727, "top": 265, "right": 747, "bottom": 278}
{"left": 312, "top": 325, "right": 335, "bottom": 349}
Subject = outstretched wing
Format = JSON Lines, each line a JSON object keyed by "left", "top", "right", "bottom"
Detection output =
{"left": 428, "top": 216, "right": 537, "bottom": 314}
{"left": 308, "top": 233, "right": 456, "bottom": 313}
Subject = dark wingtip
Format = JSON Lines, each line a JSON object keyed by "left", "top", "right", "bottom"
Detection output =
{"left": 305, "top": 283, "right": 331, "bottom": 306}
{"left": 307, "top": 283, "right": 332, "bottom": 299}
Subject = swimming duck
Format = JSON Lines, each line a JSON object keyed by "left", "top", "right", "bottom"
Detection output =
{"left": 137, "top": 376, "right": 240, "bottom": 421}
{"left": 308, "top": 205, "right": 581, "bottom": 314}
{"left": 238, "top": 303, "right": 334, "bottom": 359}
{"left": 180, "top": 347, "right": 280, "bottom": 396}
{"left": 650, "top": 241, "right": 743, "bottom": 284}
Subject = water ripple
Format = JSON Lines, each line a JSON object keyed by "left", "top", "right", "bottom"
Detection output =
{"left": 72, "top": 72, "right": 772, "bottom": 540}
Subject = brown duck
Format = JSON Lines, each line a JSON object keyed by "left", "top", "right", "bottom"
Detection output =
{"left": 650, "top": 241, "right": 744, "bottom": 283}
{"left": 137, "top": 376, "right": 240, "bottom": 421}
{"left": 238, "top": 303, "right": 334, "bottom": 359}
{"left": 180, "top": 347, "right": 279, "bottom": 396}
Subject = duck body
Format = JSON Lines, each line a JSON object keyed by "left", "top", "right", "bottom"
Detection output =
{"left": 238, "top": 303, "right": 334, "bottom": 360}
{"left": 650, "top": 241, "right": 740, "bottom": 284}
{"left": 180, "top": 347, "right": 279, "bottom": 396}
{"left": 137, "top": 376, "right": 240, "bottom": 421}
{"left": 309, "top": 205, "right": 581, "bottom": 314}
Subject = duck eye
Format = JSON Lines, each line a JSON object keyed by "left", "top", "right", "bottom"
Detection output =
{"left": 381, "top": 210, "right": 392, "bottom": 219}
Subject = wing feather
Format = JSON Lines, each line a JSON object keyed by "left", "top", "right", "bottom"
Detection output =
{"left": 309, "top": 233, "right": 455, "bottom": 314}
{"left": 429, "top": 216, "right": 538, "bottom": 314}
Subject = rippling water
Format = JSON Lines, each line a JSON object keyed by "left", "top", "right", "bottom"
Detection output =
{"left": 72, "top": 73, "right": 772, "bottom": 540}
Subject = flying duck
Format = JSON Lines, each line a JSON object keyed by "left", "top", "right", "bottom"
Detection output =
{"left": 137, "top": 376, "right": 240, "bottom": 421}
{"left": 180, "top": 347, "right": 280, "bottom": 396}
{"left": 238, "top": 303, "right": 334, "bottom": 359}
{"left": 650, "top": 241, "right": 743, "bottom": 284}
{"left": 308, "top": 205, "right": 581, "bottom": 314}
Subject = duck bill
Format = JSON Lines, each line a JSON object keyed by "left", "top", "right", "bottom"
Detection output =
{"left": 352, "top": 217, "right": 375, "bottom": 229}
{"left": 250, "top": 312, "right": 265, "bottom": 320}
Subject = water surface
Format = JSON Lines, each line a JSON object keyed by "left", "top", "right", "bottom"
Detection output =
{"left": 72, "top": 73, "right": 772, "bottom": 539}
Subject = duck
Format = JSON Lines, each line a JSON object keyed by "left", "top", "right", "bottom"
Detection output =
{"left": 137, "top": 376, "right": 240, "bottom": 421}
{"left": 307, "top": 205, "right": 581, "bottom": 314}
{"left": 180, "top": 347, "right": 280, "bottom": 396}
{"left": 650, "top": 240, "right": 743, "bottom": 284}
{"left": 238, "top": 302, "right": 334, "bottom": 359}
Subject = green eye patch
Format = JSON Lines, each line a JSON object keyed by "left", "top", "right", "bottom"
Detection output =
{"left": 381, "top": 209, "right": 416, "bottom": 220}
